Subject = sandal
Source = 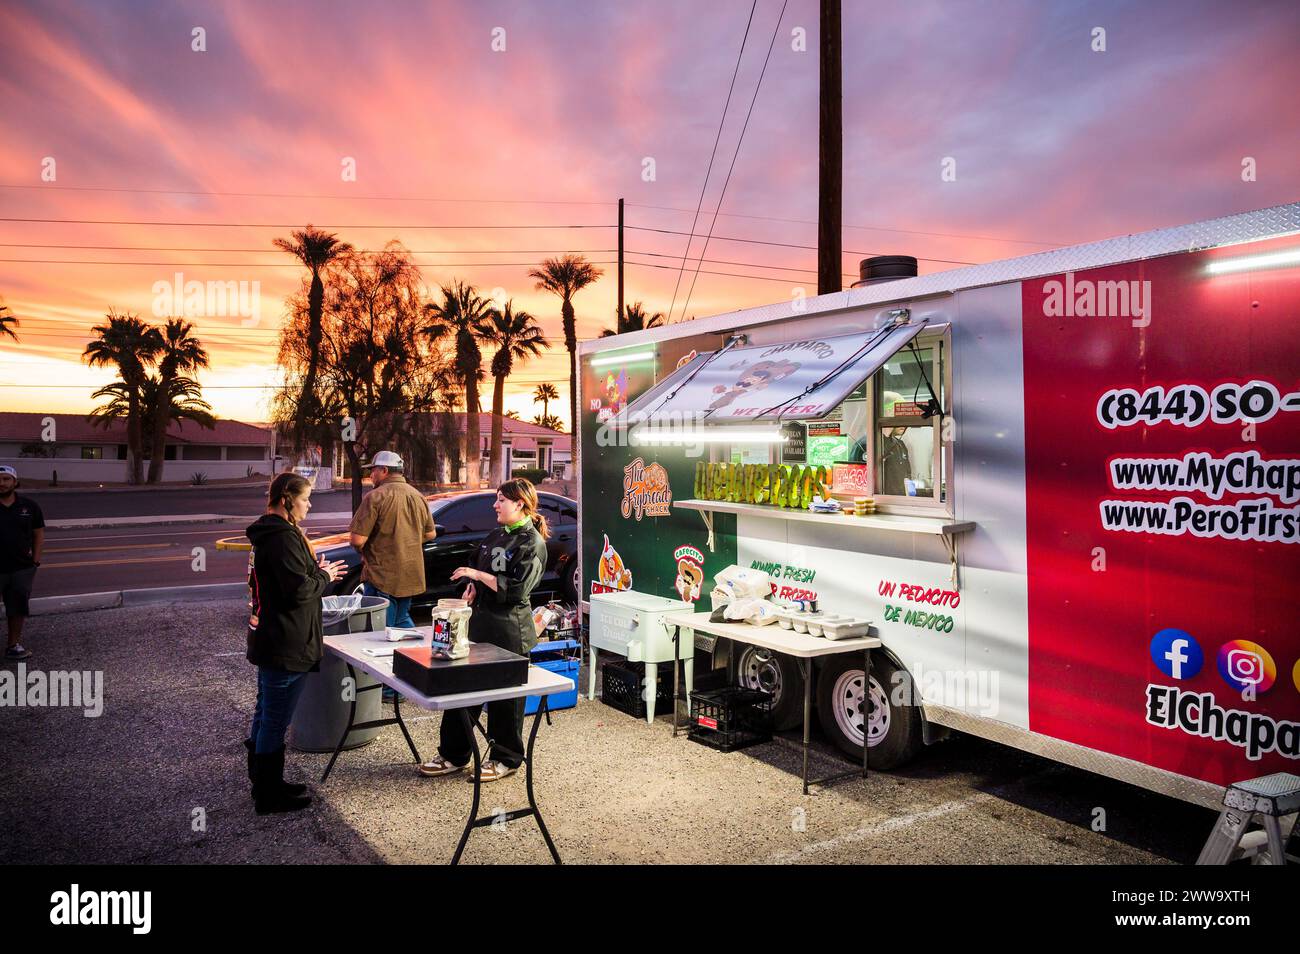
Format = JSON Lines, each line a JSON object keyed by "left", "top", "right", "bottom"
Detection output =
{"left": 418, "top": 755, "right": 467, "bottom": 777}
{"left": 468, "top": 759, "right": 518, "bottom": 782}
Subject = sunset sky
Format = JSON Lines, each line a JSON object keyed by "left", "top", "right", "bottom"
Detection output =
{"left": 2, "top": 0, "right": 1297, "bottom": 428}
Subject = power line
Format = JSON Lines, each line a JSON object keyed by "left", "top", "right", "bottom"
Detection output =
{"left": 679, "top": 0, "right": 789, "bottom": 321}
{"left": 0, "top": 217, "right": 613, "bottom": 230}
{"left": 627, "top": 203, "right": 1067, "bottom": 247}
{"left": 628, "top": 225, "right": 974, "bottom": 265}
{"left": 667, "top": 0, "right": 758, "bottom": 326}
{"left": 0, "top": 243, "right": 619, "bottom": 254}
{"left": 630, "top": 247, "right": 855, "bottom": 278}
{"left": 0, "top": 258, "right": 619, "bottom": 268}
{"left": 626, "top": 258, "right": 820, "bottom": 286}
{"left": 0, "top": 183, "right": 613, "bottom": 207}
{"left": 0, "top": 183, "right": 1065, "bottom": 248}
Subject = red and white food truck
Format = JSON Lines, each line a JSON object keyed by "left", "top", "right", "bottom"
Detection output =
{"left": 577, "top": 202, "right": 1300, "bottom": 807}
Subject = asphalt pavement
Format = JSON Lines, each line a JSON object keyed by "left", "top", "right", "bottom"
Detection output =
{"left": 25, "top": 485, "right": 352, "bottom": 521}
{"left": 33, "top": 515, "right": 354, "bottom": 600}
{"left": 0, "top": 597, "right": 1220, "bottom": 865}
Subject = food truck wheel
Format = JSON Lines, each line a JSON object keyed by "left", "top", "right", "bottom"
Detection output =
{"left": 816, "top": 654, "right": 921, "bottom": 770}
{"left": 735, "top": 646, "right": 804, "bottom": 731}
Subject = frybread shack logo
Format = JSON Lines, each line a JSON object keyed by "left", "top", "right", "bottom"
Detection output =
{"left": 1041, "top": 272, "right": 1151, "bottom": 328}
{"left": 621, "top": 457, "right": 672, "bottom": 519}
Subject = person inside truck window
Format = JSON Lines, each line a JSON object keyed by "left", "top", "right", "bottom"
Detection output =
{"left": 880, "top": 427, "right": 912, "bottom": 496}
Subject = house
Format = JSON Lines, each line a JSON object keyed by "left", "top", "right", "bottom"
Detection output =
{"left": 327, "top": 413, "right": 571, "bottom": 485}
{"left": 0, "top": 412, "right": 274, "bottom": 483}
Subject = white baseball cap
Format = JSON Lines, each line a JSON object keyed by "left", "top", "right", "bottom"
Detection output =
{"left": 362, "top": 450, "right": 403, "bottom": 470}
{"left": 0, "top": 465, "right": 16, "bottom": 478}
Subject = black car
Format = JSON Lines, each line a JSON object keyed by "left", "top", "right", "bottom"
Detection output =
{"left": 317, "top": 491, "right": 579, "bottom": 607}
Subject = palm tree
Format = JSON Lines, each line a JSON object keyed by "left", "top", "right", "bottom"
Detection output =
{"left": 83, "top": 310, "right": 163, "bottom": 484}
{"left": 273, "top": 226, "right": 353, "bottom": 448}
{"left": 504, "top": 410, "right": 521, "bottom": 421}
{"left": 423, "top": 281, "right": 494, "bottom": 489}
{"left": 529, "top": 255, "right": 603, "bottom": 443}
{"left": 482, "top": 301, "right": 548, "bottom": 484}
{"left": 600, "top": 301, "right": 665, "bottom": 337}
{"left": 146, "top": 319, "right": 209, "bottom": 483}
{"left": 532, "top": 413, "right": 564, "bottom": 431}
{"left": 91, "top": 376, "right": 215, "bottom": 477}
{"left": 532, "top": 382, "right": 559, "bottom": 421}
{"left": 0, "top": 300, "right": 18, "bottom": 341}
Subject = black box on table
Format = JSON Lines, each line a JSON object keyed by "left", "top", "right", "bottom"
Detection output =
{"left": 392, "top": 642, "right": 529, "bottom": 697}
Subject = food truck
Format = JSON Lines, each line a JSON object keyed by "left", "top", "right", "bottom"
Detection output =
{"left": 577, "top": 202, "right": 1300, "bottom": 808}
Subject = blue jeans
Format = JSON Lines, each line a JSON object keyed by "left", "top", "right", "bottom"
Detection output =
{"left": 363, "top": 583, "right": 414, "bottom": 628}
{"left": 251, "top": 667, "right": 309, "bottom": 754}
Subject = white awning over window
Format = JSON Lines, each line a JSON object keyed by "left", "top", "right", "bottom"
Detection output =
{"left": 622, "top": 320, "right": 927, "bottom": 425}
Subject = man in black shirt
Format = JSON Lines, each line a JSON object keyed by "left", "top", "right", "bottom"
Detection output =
{"left": 0, "top": 465, "right": 44, "bottom": 661}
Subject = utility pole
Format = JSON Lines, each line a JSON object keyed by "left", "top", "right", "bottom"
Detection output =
{"left": 818, "top": 0, "right": 842, "bottom": 295}
{"left": 617, "top": 197, "right": 625, "bottom": 332}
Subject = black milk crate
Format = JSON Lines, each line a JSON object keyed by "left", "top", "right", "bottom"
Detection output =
{"left": 600, "top": 659, "right": 676, "bottom": 719}
{"left": 688, "top": 686, "right": 774, "bottom": 752}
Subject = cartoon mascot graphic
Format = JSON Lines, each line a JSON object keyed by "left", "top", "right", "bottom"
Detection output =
{"left": 673, "top": 546, "right": 705, "bottom": 603}
{"left": 594, "top": 369, "right": 629, "bottom": 422}
{"left": 707, "top": 359, "right": 801, "bottom": 411}
{"left": 597, "top": 534, "right": 633, "bottom": 591}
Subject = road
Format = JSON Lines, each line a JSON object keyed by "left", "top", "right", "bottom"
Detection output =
{"left": 34, "top": 514, "right": 354, "bottom": 599}
{"left": 29, "top": 485, "right": 353, "bottom": 520}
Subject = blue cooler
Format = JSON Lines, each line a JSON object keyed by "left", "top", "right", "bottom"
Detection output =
{"left": 527, "top": 638, "right": 580, "bottom": 715}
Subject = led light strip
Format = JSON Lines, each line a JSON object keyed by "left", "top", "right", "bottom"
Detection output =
{"left": 588, "top": 350, "right": 656, "bottom": 368}
{"left": 1204, "top": 247, "right": 1300, "bottom": 275}
{"left": 631, "top": 428, "right": 787, "bottom": 444}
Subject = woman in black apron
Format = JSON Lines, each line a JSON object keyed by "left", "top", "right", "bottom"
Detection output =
{"left": 419, "top": 478, "right": 548, "bottom": 781}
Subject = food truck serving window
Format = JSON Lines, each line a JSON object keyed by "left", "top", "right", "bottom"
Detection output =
{"left": 620, "top": 321, "right": 927, "bottom": 425}
{"left": 844, "top": 335, "right": 949, "bottom": 508}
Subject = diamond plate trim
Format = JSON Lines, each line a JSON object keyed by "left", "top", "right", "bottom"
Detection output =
{"left": 582, "top": 202, "right": 1300, "bottom": 355}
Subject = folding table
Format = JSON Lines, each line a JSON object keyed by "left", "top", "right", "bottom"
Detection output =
{"left": 663, "top": 611, "right": 881, "bottom": 795}
{"left": 322, "top": 629, "right": 573, "bottom": 864}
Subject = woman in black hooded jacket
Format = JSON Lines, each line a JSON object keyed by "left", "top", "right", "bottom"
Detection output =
{"left": 245, "top": 472, "right": 345, "bottom": 814}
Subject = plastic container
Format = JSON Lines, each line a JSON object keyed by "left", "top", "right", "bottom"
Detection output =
{"left": 289, "top": 595, "right": 390, "bottom": 752}
{"left": 822, "top": 617, "right": 872, "bottom": 640}
{"left": 688, "top": 686, "right": 773, "bottom": 752}
{"left": 600, "top": 658, "right": 675, "bottom": 719}
{"left": 526, "top": 638, "right": 580, "bottom": 715}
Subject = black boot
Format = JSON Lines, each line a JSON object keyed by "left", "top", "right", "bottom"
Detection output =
{"left": 253, "top": 749, "right": 312, "bottom": 815}
{"left": 246, "top": 738, "right": 307, "bottom": 797}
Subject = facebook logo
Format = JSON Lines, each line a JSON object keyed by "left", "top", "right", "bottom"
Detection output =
{"left": 1149, "top": 628, "right": 1203, "bottom": 680}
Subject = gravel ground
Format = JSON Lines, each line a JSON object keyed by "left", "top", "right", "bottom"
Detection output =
{"left": 0, "top": 599, "right": 1217, "bottom": 865}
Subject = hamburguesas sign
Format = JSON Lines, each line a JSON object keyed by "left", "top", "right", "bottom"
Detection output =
{"left": 693, "top": 461, "right": 830, "bottom": 509}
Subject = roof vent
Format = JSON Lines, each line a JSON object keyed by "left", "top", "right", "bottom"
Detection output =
{"left": 852, "top": 255, "right": 917, "bottom": 287}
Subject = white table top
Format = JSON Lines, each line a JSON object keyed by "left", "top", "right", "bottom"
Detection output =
{"left": 325, "top": 629, "right": 575, "bottom": 711}
{"left": 662, "top": 611, "right": 881, "bottom": 658}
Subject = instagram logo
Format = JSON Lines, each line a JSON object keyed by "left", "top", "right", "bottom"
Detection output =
{"left": 1215, "top": 640, "right": 1276, "bottom": 694}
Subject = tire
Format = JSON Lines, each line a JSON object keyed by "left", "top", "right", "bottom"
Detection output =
{"left": 561, "top": 558, "right": 580, "bottom": 604}
{"left": 734, "top": 645, "right": 804, "bottom": 731}
{"left": 815, "top": 652, "right": 922, "bottom": 770}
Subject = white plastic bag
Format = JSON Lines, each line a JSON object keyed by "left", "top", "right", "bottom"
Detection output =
{"left": 713, "top": 565, "right": 773, "bottom": 601}
{"left": 722, "top": 597, "right": 780, "bottom": 626}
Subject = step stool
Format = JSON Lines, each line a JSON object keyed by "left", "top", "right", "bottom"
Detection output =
{"left": 1196, "top": 772, "right": 1300, "bottom": 865}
